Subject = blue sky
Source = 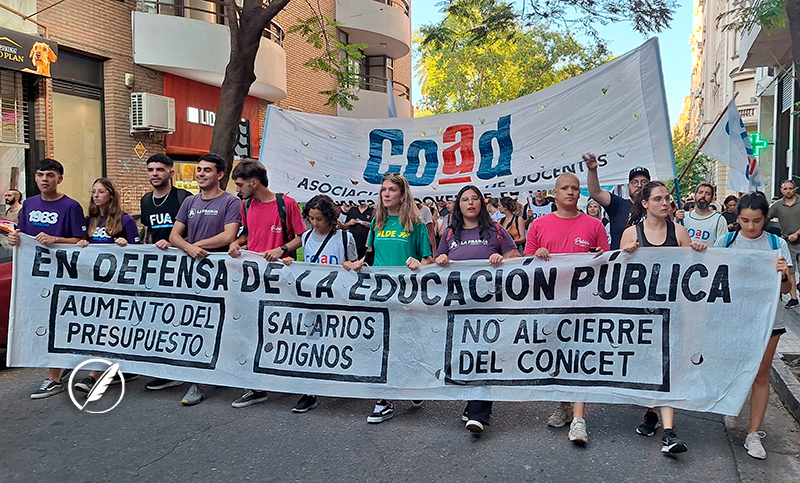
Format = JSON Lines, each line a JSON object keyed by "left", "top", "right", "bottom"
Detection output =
{"left": 411, "top": 2, "right": 693, "bottom": 127}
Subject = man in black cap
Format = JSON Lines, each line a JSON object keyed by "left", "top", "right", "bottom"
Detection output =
{"left": 585, "top": 153, "right": 650, "bottom": 249}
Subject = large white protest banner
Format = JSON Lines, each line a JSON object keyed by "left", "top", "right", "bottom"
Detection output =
{"left": 9, "top": 236, "right": 779, "bottom": 415}
{"left": 259, "top": 38, "right": 674, "bottom": 203}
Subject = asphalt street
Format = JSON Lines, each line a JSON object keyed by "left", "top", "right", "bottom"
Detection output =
{"left": 1, "top": 367, "right": 798, "bottom": 482}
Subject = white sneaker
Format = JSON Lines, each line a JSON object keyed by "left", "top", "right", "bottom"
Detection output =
{"left": 744, "top": 431, "right": 767, "bottom": 459}
{"left": 568, "top": 417, "right": 588, "bottom": 444}
{"left": 547, "top": 403, "right": 573, "bottom": 428}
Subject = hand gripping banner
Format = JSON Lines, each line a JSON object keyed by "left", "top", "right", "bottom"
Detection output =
{"left": 259, "top": 38, "right": 674, "bottom": 203}
{"left": 8, "top": 236, "right": 779, "bottom": 415}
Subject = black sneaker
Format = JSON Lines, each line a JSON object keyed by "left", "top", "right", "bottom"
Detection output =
{"left": 74, "top": 376, "right": 97, "bottom": 394}
{"left": 786, "top": 299, "right": 799, "bottom": 308}
{"left": 59, "top": 369, "right": 73, "bottom": 383}
{"left": 367, "top": 400, "right": 394, "bottom": 423}
{"left": 636, "top": 410, "right": 659, "bottom": 436}
{"left": 661, "top": 429, "right": 688, "bottom": 454}
{"left": 466, "top": 420, "right": 484, "bottom": 434}
{"left": 145, "top": 378, "right": 183, "bottom": 391}
{"left": 462, "top": 407, "right": 469, "bottom": 422}
{"left": 110, "top": 373, "right": 139, "bottom": 385}
{"left": 231, "top": 390, "right": 269, "bottom": 408}
{"left": 292, "top": 395, "right": 318, "bottom": 413}
{"left": 411, "top": 400, "right": 424, "bottom": 408}
{"left": 30, "top": 379, "right": 64, "bottom": 399}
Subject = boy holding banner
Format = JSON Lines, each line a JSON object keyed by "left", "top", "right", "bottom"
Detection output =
{"left": 169, "top": 153, "right": 241, "bottom": 406}
{"left": 228, "top": 159, "right": 306, "bottom": 409}
{"left": 524, "top": 172, "right": 609, "bottom": 445}
{"left": 8, "top": 158, "right": 87, "bottom": 399}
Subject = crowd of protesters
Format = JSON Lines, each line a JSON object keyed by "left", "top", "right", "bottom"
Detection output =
{"left": 5, "top": 152, "right": 795, "bottom": 462}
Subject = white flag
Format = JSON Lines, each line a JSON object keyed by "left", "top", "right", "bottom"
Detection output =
{"left": 700, "top": 99, "right": 763, "bottom": 193}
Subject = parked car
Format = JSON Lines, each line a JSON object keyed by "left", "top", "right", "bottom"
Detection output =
{"left": 0, "top": 219, "right": 14, "bottom": 365}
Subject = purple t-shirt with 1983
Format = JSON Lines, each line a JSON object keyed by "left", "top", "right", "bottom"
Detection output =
{"left": 17, "top": 194, "right": 87, "bottom": 238}
{"left": 176, "top": 192, "right": 241, "bottom": 245}
{"left": 436, "top": 225, "right": 516, "bottom": 261}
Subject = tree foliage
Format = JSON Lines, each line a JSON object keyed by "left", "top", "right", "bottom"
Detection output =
{"left": 525, "top": 0, "right": 677, "bottom": 38}
{"left": 417, "top": 1, "right": 611, "bottom": 114}
{"left": 668, "top": 126, "right": 712, "bottom": 199}
{"left": 288, "top": 4, "right": 367, "bottom": 110}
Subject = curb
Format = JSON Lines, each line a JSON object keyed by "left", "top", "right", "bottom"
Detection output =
{"left": 770, "top": 355, "right": 800, "bottom": 424}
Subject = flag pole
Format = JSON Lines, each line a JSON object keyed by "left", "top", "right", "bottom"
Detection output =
{"left": 671, "top": 92, "right": 739, "bottom": 195}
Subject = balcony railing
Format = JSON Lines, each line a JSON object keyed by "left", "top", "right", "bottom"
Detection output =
{"left": 738, "top": 107, "right": 757, "bottom": 118}
{"left": 373, "top": 0, "right": 410, "bottom": 17}
{"left": 137, "top": 0, "right": 284, "bottom": 46}
{"left": 360, "top": 75, "right": 410, "bottom": 100}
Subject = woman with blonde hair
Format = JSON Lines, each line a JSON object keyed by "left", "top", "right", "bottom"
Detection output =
{"left": 73, "top": 178, "right": 140, "bottom": 393}
{"left": 350, "top": 173, "right": 433, "bottom": 423}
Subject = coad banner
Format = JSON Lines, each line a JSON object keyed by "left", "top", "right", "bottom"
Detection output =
{"left": 259, "top": 38, "right": 674, "bottom": 203}
{"left": 8, "top": 237, "right": 779, "bottom": 415}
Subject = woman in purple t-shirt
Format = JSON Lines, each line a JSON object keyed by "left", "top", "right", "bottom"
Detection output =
{"left": 435, "top": 185, "right": 519, "bottom": 435}
{"left": 77, "top": 178, "right": 140, "bottom": 248}
{"left": 73, "top": 178, "right": 140, "bottom": 393}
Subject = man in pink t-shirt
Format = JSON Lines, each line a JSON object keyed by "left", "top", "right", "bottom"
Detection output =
{"left": 524, "top": 172, "right": 609, "bottom": 446}
{"left": 227, "top": 159, "right": 307, "bottom": 408}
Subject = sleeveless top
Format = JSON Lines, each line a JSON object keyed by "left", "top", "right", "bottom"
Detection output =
{"left": 636, "top": 221, "right": 678, "bottom": 247}
{"left": 505, "top": 214, "right": 521, "bottom": 243}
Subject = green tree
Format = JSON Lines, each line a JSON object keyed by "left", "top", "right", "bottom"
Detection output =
{"left": 669, "top": 126, "right": 712, "bottom": 199}
{"left": 417, "top": 1, "right": 611, "bottom": 114}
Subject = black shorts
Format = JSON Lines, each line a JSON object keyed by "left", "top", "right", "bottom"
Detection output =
{"left": 771, "top": 327, "right": 787, "bottom": 338}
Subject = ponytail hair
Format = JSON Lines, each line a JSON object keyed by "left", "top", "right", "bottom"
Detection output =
{"left": 627, "top": 181, "right": 667, "bottom": 227}
{"left": 736, "top": 191, "right": 769, "bottom": 218}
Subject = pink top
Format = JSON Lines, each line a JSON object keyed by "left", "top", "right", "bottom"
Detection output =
{"left": 524, "top": 212, "right": 610, "bottom": 255}
{"left": 242, "top": 195, "right": 306, "bottom": 253}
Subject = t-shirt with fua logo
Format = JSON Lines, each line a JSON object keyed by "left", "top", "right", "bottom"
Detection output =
{"left": 140, "top": 188, "right": 192, "bottom": 243}
{"left": 17, "top": 194, "right": 87, "bottom": 238}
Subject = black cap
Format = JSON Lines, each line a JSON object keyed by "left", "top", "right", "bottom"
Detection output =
{"left": 629, "top": 166, "right": 651, "bottom": 182}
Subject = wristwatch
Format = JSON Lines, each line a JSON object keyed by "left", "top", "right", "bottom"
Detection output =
{"left": 280, "top": 244, "right": 288, "bottom": 252}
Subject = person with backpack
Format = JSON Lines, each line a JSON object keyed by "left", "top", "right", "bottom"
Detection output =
{"left": 714, "top": 191, "right": 793, "bottom": 460}
{"left": 619, "top": 181, "right": 706, "bottom": 455}
{"left": 435, "top": 185, "right": 519, "bottom": 434}
{"left": 228, "top": 159, "right": 306, "bottom": 408}
{"left": 524, "top": 172, "right": 609, "bottom": 445}
{"left": 349, "top": 173, "right": 434, "bottom": 424}
{"left": 140, "top": 153, "right": 193, "bottom": 392}
{"left": 280, "top": 195, "right": 358, "bottom": 412}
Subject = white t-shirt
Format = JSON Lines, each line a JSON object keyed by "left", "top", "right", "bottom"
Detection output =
{"left": 529, "top": 202, "right": 555, "bottom": 222}
{"left": 685, "top": 211, "right": 728, "bottom": 245}
{"left": 301, "top": 229, "right": 358, "bottom": 265}
{"left": 714, "top": 231, "right": 791, "bottom": 330}
{"left": 419, "top": 206, "right": 434, "bottom": 225}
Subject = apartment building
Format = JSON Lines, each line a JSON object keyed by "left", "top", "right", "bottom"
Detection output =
{"left": 682, "top": 0, "right": 761, "bottom": 198}
{"left": 738, "top": 2, "right": 796, "bottom": 196}
{"left": 0, "top": 0, "right": 412, "bottom": 213}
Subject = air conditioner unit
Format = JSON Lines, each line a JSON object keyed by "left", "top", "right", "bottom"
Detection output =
{"left": 130, "top": 93, "right": 176, "bottom": 134}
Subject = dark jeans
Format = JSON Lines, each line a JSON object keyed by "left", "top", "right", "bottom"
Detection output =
{"left": 466, "top": 400, "right": 492, "bottom": 424}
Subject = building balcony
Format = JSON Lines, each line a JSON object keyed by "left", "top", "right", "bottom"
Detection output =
{"left": 132, "top": 1, "right": 286, "bottom": 101}
{"left": 737, "top": 103, "right": 758, "bottom": 127}
{"left": 338, "top": 75, "right": 411, "bottom": 118}
{"left": 739, "top": 2, "right": 792, "bottom": 69}
{"left": 337, "top": 0, "right": 411, "bottom": 58}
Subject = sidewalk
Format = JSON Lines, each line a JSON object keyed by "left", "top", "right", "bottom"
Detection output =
{"left": 722, "top": 301, "right": 800, "bottom": 482}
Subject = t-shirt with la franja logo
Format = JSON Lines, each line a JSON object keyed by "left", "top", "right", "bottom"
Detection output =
{"left": 175, "top": 192, "right": 241, "bottom": 247}
{"left": 17, "top": 194, "right": 87, "bottom": 238}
